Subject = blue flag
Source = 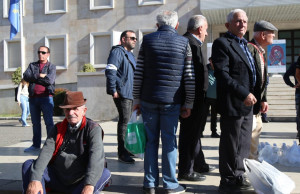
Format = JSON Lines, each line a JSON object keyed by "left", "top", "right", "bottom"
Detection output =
{"left": 8, "top": 0, "right": 20, "bottom": 40}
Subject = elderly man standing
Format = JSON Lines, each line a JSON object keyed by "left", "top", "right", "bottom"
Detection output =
{"left": 105, "top": 30, "right": 137, "bottom": 164}
{"left": 133, "top": 10, "right": 195, "bottom": 194}
{"left": 248, "top": 20, "right": 278, "bottom": 160}
{"left": 23, "top": 46, "right": 56, "bottom": 152}
{"left": 22, "top": 91, "right": 111, "bottom": 194}
{"left": 178, "top": 15, "right": 215, "bottom": 182}
{"left": 212, "top": 9, "right": 257, "bottom": 192}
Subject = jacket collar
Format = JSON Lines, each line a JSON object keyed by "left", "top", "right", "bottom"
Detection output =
{"left": 157, "top": 25, "right": 177, "bottom": 34}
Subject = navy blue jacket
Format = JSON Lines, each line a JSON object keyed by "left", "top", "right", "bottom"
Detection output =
{"left": 23, "top": 61, "right": 56, "bottom": 97}
{"left": 105, "top": 45, "right": 136, "bottom": 100}
{"left": 135, "top": 25, "right": 190, "bottom": 105}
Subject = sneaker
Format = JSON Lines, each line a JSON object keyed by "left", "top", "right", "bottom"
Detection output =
{"left": 24, "top": 145, "right": 40, "bottom": 152}
{"left": 22, "top": 124, "right": 30, "bottom": 127}
{"left": 165, "top": 184, "right": 186, "bottom": 194}
{"left": 143, "top": 186, "right": 155, "bottom": 194}
{"left": 118, "top": 154, "right": 135, "bottom": 164}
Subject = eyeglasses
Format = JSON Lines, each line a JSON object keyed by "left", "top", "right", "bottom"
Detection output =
{"left": 38, "top": 51, "right": 48, "bottom": 55}
{"left": 126, "top": 37, "right": 137, "bottom": 41}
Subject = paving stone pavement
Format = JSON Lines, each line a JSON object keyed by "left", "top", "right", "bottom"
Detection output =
{"left": 0, "top": 119, "right": 299, "bottom": 194}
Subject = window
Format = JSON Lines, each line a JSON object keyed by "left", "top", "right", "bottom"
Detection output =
{"left": 90, "top": 0, "right": 114, "bottom": 10}
{"left": 3, "top": 0, "right": 25, "bottom": 18}
{"left": 45, "top": 0, "right": 67, "bottom": 14}
{"left": 45, "top": 34, "right": 68, "bottom": 70}
{"left": 3, "top": 38, "right": 21, "bottom": 72}
{"left": 135, "top": 28, "right": 156, "bottom": 55}
{"left": 90, "top": 31, "right": 121, "bottom": 68}
{"left": 278, "top": 30, "right": 300, "bottom": 66}
{"left": 3, "top": 0, "right": 8, "bottom": 18}
{"left": 138, "top": 0, "right": 165, "bottom": 6}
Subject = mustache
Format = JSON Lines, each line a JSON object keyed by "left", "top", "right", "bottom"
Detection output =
{"left": 67, "top": 115, "right": 77, "bottom": 119}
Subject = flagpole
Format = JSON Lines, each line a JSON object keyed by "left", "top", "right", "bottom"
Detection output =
{"left": 19, "top": 0, "right": 25, "bottom": 77}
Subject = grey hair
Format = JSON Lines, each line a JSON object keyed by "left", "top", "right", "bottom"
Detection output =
{"left": 187, "top": 15, "right": 207, "bottom": 31}
{"left": 227, "top": 9, "right": 247, "bottom": 23}
{"left": 253, "top": 31, "right": 262, "bottom": 38}
{"left": 156, "top": 10, "right": 178, "bottom": 28}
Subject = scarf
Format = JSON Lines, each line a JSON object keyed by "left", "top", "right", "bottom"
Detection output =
{"left": 51, "top": 116, "right": 87, "bottom": 162}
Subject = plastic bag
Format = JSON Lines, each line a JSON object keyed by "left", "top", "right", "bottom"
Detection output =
{"left": 124, "top": 110, "right": 146, "bottom": 159}
{"left": 244, "top": 159, "right": 295, "bottom": 194}
{"left": 286, "top": 141, "right": 300, "bottom": 166}
{"left": 258, "top": 144, "right": 279, "bottom": 164}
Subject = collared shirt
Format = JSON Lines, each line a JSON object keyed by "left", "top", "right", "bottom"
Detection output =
{"left": 68, "top": 119, "right": 82, "bottom": 132}
{"left": 227, "top": 31, "right": 256, "bottom": 86}
{"left": 191, "top": 33, "right": 203, "bottom": 46}
{"left": 253, "top": 39, "right": 266, "bottom": 85}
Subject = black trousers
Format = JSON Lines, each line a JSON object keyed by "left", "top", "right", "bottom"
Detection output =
{"left": 113, "top": 97, "right": 133, "bottom": 157}
{"left": 219, "top": 109, "right": 253, "bottom": 184}
{"left": 178, "top": 99, "right": 208, "bottom": 176}
{"left": 200, "top": 97, "right": 218, "bottom": 133}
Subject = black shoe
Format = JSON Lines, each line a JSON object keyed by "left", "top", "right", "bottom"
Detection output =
{"left": 194, "top": 165, "right": 216, "bottom": 173}
{"left": 118, "top": 154, "right": 135, "bottom": 164}
{"left": 262, "top": 118, "right": 269, "bottom": 123}
{"left": 165, "top": 184, "right": 186, "bottom": 193}
{"left": 178, "top": 172, "right": 206, "bottom": 181}
{"left": 211, "top": 132, "right": 220, "bottom": 138}
{"left": 236, "top": 178, "right": 252, "bottom": 190}
{"left": 143, "top": 186, "right": 155, "bottom": 194}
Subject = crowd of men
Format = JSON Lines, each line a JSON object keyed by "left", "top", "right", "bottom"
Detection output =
{"left": 21, "top": 7, "right": 284, "bottom": 194}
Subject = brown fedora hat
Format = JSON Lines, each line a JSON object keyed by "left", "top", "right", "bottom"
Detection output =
{"left": 59, "top": 91, "right": 87, "bottom": 109}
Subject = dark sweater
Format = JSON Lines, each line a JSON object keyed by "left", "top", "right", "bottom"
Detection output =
{"left": 30, "top": 118, "right": 104, "bottom": 186}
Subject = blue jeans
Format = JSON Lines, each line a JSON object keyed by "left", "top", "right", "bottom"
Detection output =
{"left": 22, "top": 159, "right": 111, "bottom": 194}
{"left": 20, "top": 95, "right": 30, "bottom": 126}
{"left": 141, "top": 101, "right": 180, "bottom": 189}
{"left": 29, "top": 97, "right": 54, "bottom": 148}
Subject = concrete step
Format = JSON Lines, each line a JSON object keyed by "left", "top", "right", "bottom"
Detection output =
{"left": 267, "top": 95, "right": 294, "bottom": 100}
{"left": 269, "top": 104, "right": 295, "bottom": 109}
{"left": 268, "top": 100, "right": 295, "bottom": 104}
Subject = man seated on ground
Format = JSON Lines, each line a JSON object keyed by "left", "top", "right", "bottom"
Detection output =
{"left": 22, "top": 91, "right": 111, "bottom": 194}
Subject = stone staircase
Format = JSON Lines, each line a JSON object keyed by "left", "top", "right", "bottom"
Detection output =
{"left": 267, "top": 76, "right": 296, "bottom": 121}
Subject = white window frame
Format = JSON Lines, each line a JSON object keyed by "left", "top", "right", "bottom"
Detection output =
{"left": 45, "top": 0, "right": 67, "bottom": 14}
{"left": 90, "top": 31, "right": 121, "bottom": 68}
{"left": 90, "top": 0, "right": 114, "bottom": 10}
{"left": 45, "top": 34, "right": 68, "bottom": 70}
{"left": 138, "top": 0, "right": 165, "bottom": 6}
{"left": 3, "top": 0, "right": 25, "bottom": 18}
{"left": 3, "top": 38, "right": 21, "bottom": 72}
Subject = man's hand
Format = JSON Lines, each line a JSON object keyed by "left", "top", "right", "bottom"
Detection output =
{"left": 112, "top": 92, "right": 119, "bottom": 98}
{"left": 244, "top": 93, "right": 257, "bottom": 106}
{"left": 17, "top": 102, "right": 21, "bottom": 106}
{"left": 180, "top": 107, "right": 191, "bottom": 118}
{"left": 26, "top": 181, "right": 43, "bottom": 194}
{"left": 81, "top": 185, "right": 94, "bottom": 194}
{"left": 260, "top": 102, "right": 269, "bottom": 113}
{"left": 39, "top": 73, "right": 47, "bottom": 78}
{"left": 133, "top": 104, "right": 141, "bottom": 115}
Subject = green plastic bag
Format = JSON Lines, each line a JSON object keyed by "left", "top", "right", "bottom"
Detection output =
{"left": 125, "top": 110, "right": 146, "bottom": 159}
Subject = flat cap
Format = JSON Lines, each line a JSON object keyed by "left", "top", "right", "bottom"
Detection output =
{"left": 254, "top": 20, "right": 278, "bottom": 32}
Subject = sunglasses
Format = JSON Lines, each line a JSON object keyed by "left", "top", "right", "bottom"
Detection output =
{"left": 126, "top": 37, "right": 137, "bottom": 41}
{"left": 38, "top": 51, "right": 48, "bottom": 55}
